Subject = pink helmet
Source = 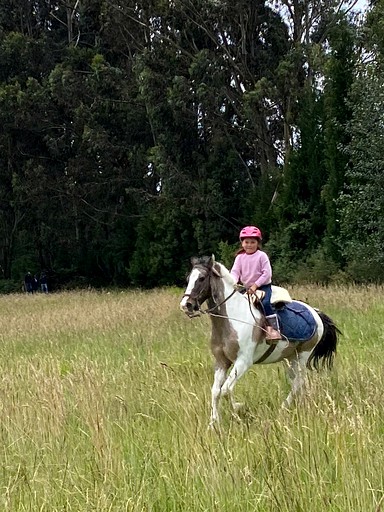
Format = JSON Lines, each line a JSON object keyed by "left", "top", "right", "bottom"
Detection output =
{"left": 239, "top": 225, "right": 262, "bottom": 240}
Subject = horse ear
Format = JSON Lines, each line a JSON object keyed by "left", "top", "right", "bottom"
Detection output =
{"left": 191, "top": 257, "right": 199, "bottom": 266}
{"left": 211, "top": 255, "right": 221, "bottom": 277}
{"left": 207, "top": 254, "right": 216, "bottom": 268}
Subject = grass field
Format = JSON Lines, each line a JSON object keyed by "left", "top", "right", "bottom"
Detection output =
{"left": 0, "top": 285, "right": 383, "bottom": 511}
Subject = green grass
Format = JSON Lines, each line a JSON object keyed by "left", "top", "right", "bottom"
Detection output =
{"left": 0, "top": 286, "right": 383, "bottom": 511}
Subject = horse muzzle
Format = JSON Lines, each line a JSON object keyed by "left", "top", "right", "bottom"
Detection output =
{"left": 180, "top": 300, "right": 201, "bottom": 318}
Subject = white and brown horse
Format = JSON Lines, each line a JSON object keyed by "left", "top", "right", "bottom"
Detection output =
{"left": 180, "top": 256, "right": 340, "bottom": 427}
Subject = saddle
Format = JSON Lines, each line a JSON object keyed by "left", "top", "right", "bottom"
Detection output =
{"left": 254, "top": 286, "right": 317, "bottom": 342}
{"left": 253, "top": 285, "right": 293, "bottom": 305}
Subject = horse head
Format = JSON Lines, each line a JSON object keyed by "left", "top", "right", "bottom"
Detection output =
{"left": 180, "top": 255, "right": 222, "bottom": 317}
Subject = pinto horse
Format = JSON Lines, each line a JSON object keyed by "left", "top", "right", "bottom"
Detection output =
{"left": 180, "top": 256, "right": 340, "bottom": 427}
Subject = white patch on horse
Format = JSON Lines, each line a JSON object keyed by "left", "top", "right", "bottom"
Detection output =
{"left": 180, "top": 268, "right": 201, "bottom": 310}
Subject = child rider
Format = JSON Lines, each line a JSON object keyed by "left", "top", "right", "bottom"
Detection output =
{"left": 230, "top": 225, "right": 281, "bottom": 343}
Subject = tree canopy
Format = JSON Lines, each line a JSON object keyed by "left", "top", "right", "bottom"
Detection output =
{"left": 0, "top": 0, "right": 381, "bottom": 290}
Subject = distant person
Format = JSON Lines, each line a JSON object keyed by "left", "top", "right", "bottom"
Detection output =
{"left": 24, "top": 272, "right": 33, "bottom": 294}
{"left": 33, "top": 273, "right": 39, "bottom": 293}
{"left": 40, "top": 271, "right": 48, "bottom": 293}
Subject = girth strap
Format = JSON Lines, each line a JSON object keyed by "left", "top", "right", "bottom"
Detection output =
{"left": 255, "top": 344, "right": 277, "bottom": 364}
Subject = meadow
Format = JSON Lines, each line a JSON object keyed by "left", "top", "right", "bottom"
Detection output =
{"left": 0, "top": 285, "right": 383, "bottom": 511}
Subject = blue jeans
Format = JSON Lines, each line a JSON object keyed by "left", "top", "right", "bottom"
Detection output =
{"left": 259, "top": 284, "right": 274, "bottom": 316}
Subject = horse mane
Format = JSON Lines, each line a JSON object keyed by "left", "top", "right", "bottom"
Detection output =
{"left": 213, "top": 261, "right": 236, "bottom": 286}
{"left": 192, "top": 256, "right": 236, "bottom": 287}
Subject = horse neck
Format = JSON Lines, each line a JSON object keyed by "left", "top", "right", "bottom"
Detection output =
{"left": 213, "top": 263, "right": 238, "bottom": 297}
{"left": 214, "top": 262, "right": 234, "bottom": 288}
{"left": 209, "top": 266, "right": 260, "bottom": 333}
{"left": 215, "top": 262, "right": 264, "bottom": 320}
{"left": 211, "top": 263, "right": 247, "bottom": 310}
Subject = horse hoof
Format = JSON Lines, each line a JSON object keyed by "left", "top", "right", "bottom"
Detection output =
{"left": 232, "top": 401, "right": 244, "bottom": 412}
{"left": 208, "top": 421, "right": 220, "bottom": 432}
{"left": 231, "top": 412, "right": 242, "bottom": 423}
{"left": 281, "top": 400, "right": 291, "bottom": 410}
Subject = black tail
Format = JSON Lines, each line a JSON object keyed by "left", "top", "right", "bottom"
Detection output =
{"left": 307, "top": 311, "right": 341, "bottom": 370}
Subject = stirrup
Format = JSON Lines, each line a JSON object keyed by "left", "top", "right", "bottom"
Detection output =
{"left": 266, "top": 314, "right": 280, "bottom": 331}
{"left": 265, "top": 314, "right": 281, "bottom": 343}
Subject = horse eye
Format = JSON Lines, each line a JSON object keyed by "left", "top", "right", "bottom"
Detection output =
{"left": 198, "top": 277, "right": 205, "bottom": 282}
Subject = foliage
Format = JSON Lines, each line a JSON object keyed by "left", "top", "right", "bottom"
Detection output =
{"left": 0, "top": 0, "right": 378, "bottom": 288}
{"left": 216, "top": 240, "right": 239, "bottom": 269}
{"left": 322, "top": 17, "right": 356, "bottom": 265}
{"left": 293, "top": 247, "right": 342, "bottom": 285}
{"left": 0, "top": 279, "right": 21, "bottom": 293}
{"left": 339, "top": 66, "right": 384, "bottom": 279}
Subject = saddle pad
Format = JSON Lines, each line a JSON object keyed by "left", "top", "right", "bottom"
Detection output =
{"left": 276, "top": 301, "right": 317, "bottom": 342}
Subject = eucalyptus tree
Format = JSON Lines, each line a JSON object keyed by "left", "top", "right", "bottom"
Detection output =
{"left": 0, "top": 24, "right": 59, "bottom": 278}
{"left": 0, "top": 0, "right": 365, "bottom": 286}
{"left": 268, "top": 0, "right": 358, "bottom": 274}
{"left": 98, "top": 0, "right": 361, "bottom": 285}
{"left": 103, "top": 0, "right": 293, "bottom": 281}
{"left": 337, "top": 0, "right": 384, "bottom": 280}
{"left": 0, "top": 0, "right": 152, "bottom": 283}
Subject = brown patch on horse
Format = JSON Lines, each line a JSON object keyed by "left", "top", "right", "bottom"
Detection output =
{"left": 209, "top": 267, "right": 240, "bottom": 365}
{"left": 297, "top": 336, "right": 318, "bottom": 353}
{"left": 279, "top": 343, "right": 299, "bottom": 360}
{"left": 252, "top": 317, "right": 266, "bottom": 345}
{"left": 244, "top": 296, "right": 267, "bottom": 345}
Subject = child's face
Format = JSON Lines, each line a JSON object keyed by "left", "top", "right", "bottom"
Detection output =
{"left": 241, "top": 237, "right": 259, "bottom": 254}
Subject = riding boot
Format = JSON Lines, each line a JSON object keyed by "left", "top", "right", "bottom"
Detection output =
{"left": 265, "top": 314, "right": 281, "bottom": 344}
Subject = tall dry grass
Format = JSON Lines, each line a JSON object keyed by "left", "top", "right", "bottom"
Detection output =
{"left": 0, "top": 285, "right": 383, "bottom": 511}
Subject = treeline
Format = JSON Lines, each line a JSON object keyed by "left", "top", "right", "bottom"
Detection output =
{"left": 1, "top": 0, "right": 384, "bottom": 291}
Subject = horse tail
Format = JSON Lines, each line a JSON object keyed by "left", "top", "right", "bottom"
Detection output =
{"left": 307, "top": 311, "right": 341, "bottom": 370}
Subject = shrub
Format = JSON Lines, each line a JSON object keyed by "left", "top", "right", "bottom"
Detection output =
{"left": 0, "top": 279, "right": 23, "bottom": 294}
{"left": 344, "top": 258, "right": 384, "bottom": 284}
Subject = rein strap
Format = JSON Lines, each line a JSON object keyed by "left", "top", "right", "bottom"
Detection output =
{"left": 202, "top": 288, "right": 237, "bottom": 314}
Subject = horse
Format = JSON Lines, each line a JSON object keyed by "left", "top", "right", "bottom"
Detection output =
{"left": 179, "top": 256, "right": 340, "bottom": 427}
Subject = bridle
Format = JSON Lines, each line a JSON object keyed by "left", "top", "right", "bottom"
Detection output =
{"left": 181, "top": 288, "right": 238, "bottom": 314}
{"left": 182, "top": 265, "right": 237, "bottom": 313}
{"left": 183, "top": 266, "right": 259, "bottom": 324}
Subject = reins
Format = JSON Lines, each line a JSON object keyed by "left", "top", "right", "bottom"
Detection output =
{"left": 197, "top": 274, "right": 288, "bottom": 343}
{"left": 201, "top": 289, "right": 262, "bottom": 327}
{"left": 197, "top": 277, "right": 269, "bottom": 333}
{"left": 203, "top": 288, "right": 238, "bottom": 313}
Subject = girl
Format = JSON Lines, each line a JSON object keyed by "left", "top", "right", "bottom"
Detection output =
{"left": 230, "top": 225, "right": 281, "bottom": 342}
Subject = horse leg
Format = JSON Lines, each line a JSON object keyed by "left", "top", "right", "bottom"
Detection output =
{"left": 209, "top": 364, "right": 228, "bottom": 428}
{"left": 282, "top": 353, "right": 308, "bottom": 408}
{"left": 220, "top": 356, "right": 252, "bottom": 414}
{"left": 228, "top": 392, "right": 244, "bottom": 414}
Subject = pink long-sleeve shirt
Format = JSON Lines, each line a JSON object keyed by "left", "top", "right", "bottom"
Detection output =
{"left": 230, "top": 250, "right": 272, "bottom": 288}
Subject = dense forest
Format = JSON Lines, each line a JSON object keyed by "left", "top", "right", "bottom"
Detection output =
{"left": 1, "top": 0, "right": 384, "bottom": 291}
